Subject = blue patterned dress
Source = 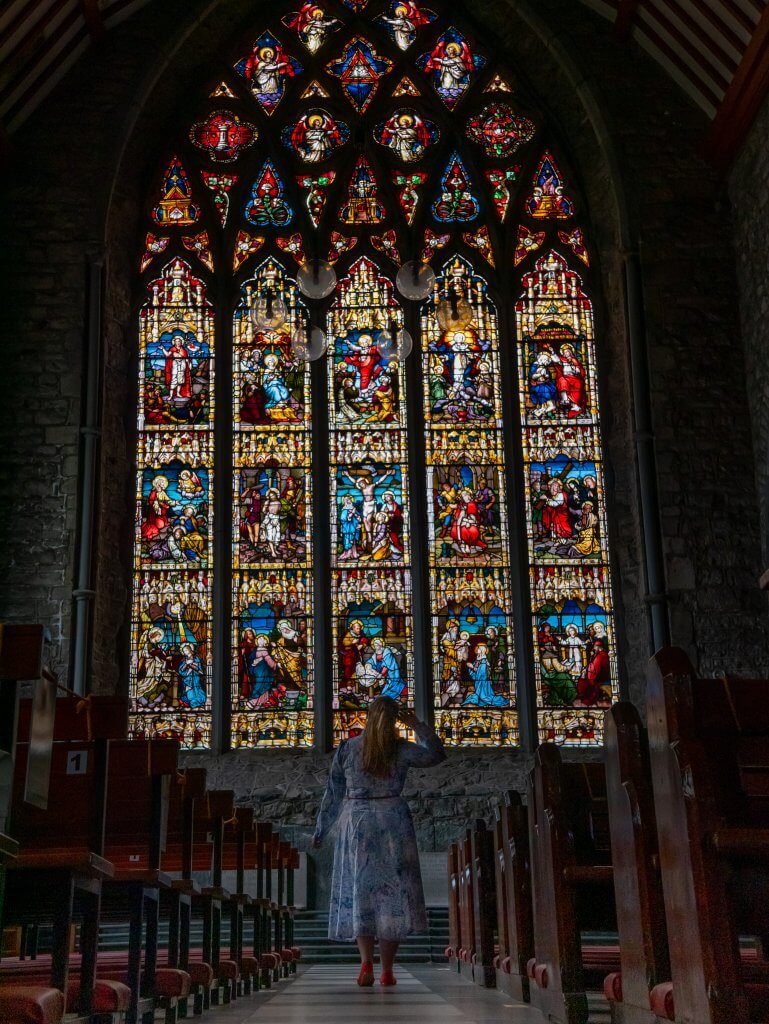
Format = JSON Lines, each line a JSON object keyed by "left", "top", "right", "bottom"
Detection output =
{"left": 314, "top": 723, "right": 446, "bottom": 941}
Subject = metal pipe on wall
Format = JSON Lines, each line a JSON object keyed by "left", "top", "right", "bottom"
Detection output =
{"left": 70, "top": 251, "right": 105, "bottom": 695}
{"left": 623, "top": 249, "right": 671, "bottom": 652}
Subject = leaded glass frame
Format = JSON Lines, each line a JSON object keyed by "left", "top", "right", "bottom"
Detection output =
{"left": 128, "top": 0, "right": 623, "bottom": 751}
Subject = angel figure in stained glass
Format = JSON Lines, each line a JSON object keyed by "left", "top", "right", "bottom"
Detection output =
{"left": 377, "top": 1, "right": 435, "bottom": 50}
{"left": 239, "top": 35, "right": 301, "bottom": 112}
{"left": 284, "top": 4, "right": 339, "bottom": 53}
{"left": 376, "top": 110, "right": 437, "bottom": 162}
{"left": 287, "top": 110, "right": 348, "bottom": 162}
{"left": 418, "top": 30, "right": 483, "bottom": 107}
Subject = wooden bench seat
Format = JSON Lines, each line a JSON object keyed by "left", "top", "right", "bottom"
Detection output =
{"left": 494, "top": 791, "right": 533, "bottom": 1000}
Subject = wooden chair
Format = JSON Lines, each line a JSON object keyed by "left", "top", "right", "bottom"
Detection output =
{"left": 647, "top": 647, "right": 769, "bottom": 1024}
{"left": 603, "top": 702, "right": 670, "bottom": 1024}
{"left": 494, "top": 791, "right": 533, "bottom": 1001}
{"left": 527, "top": 745, "right": 617, "bottom": 1024}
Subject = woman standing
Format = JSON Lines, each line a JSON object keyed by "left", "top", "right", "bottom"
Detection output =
{"left": 312, "top": 698, "right": 446, "bottom": 986}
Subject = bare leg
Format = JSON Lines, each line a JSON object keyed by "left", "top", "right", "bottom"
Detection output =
{"left": 356, "top": 935, "right": 375, "bottom": 965}
{"left": 379, "top": 939, "right": 399, "bottom": 973}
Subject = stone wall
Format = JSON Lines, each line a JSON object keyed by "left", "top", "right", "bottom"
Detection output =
{"left": 730, "top": 94, "right": 769, "bottom": 573}
{"left": 1, "top": 0, "right": 768, "bottom": 868}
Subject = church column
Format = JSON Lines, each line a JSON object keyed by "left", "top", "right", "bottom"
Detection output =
{"left": 71, "top": 249, "right": 105, "bottom": 695}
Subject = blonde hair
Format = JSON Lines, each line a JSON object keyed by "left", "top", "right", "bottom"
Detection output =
{"left": 361, "top": 697, "right": 399, "bottom": 778}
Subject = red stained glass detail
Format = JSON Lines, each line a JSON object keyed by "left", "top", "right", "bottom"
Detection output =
{"left": 485, "top": 167, "right": 518, "bottom": 222}
{"left": 189, "top": 110, "right": 258, "bottom": 162}
{"left": 462, "top": 226, "right": 495, "bottom": 267}
{"left": 201, "top": 171, "right": 238, "bottom": 228}
{"left": 432, "top": 153, "right": 479, "bottom": 223}
{"left": 296, "top": 172, "right": 336, "bottom": 227}
{"left": 514, "top": 225, "right": 546, "bottom": 266}
{"left": 276, "top": 233, "right": 308, "bottom": 265}
{"left": 284, "top": 111, "right": 349, "bottom": 163}
{"left": 152, "top": 157, "right": 200, "bottom": 227}
{"left": 465, "top": 102, "right": 535, "bottom": 159}
{"left": 233, "top": 230, "right": 266, "bottom": 271}
{"left": 371, "top": 231, "right": 401, "bottom": 265}
{"left": 328, "top": 232, "right": 358, "bottom": 264}
{"left": 558, "top": 227, "right": 590, "bottom": 266}
{"left": 245, "top": 161, "right": 294, "bottom": 227}
{"left": 525, "top": 152, "right": 574, "bottom": 219}
{"left": 392, "top": 170, "right": 427, "bottom": 225}
{"left": 140, "top": 233, "right": 169, "bottom": 273}
{"left": 417, "top": 28, "right": 485, "bottom": 108}
{"left": 340, "top": 156, "right": 385, "bottom": 223}
{"left": 182, "top": 231, "right": 215, "bottom": 272}
{"left": 421, "top": 228, "right": 449, "bottom": 263}
{"left": 235, "top": 32, "right": 302, "bottom": 114}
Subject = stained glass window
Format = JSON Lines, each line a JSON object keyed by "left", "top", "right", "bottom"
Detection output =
{"left": 232, "top": 259, "right": 314, "bottom": 747}
{"left": 130, "top": 259, "right": 214, "bottom": 747}
{"left": 131, "top": 0, "right": 622, "bottom": 752}
{"left": 515, "top": 252, "right": 619, "bottom": 744}
{"left": 327, "top": 258, "right": 414, "bottom": 741}
{"left": 422, "top": 259, "right": 518, "bottom": 746}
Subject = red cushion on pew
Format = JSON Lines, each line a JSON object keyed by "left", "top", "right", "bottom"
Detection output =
{"left": 603, "top": 972, "right": 623, "bottom": 1003}
{"left": 650, "top": 982, "right": 675, "bottom": 1020}
{"left": 260, "top": 953, "right": 280, "bottom": 971}
{"left": 444, "top": 947, "right": 454, "bottom": 959}
{"left": 185, "top": 962, "right": 213, "bottom": 988}
{"left": 240, "top": 957, "right": 259, "bottom": 977}
{"left": 501, "top": 957, "right": 511, "bottom": 975}
{"left": 0, "top": 986, "right": 65, "bottom": 1024}
{"left": 291, "top": 947, "right": 302, "bottom": 961}
{"left": 280, "top": 949, "right": 294, "bottom": 963}
{"left": 154, "top": 969, "right": 191, "bottom": 999}
{"left": 66, "top": 980, "right": 131, "bottom": 1014}
{"left": 534, "top": 963, "right": 549, "bottom": 989}
{"left": 526, "top": 957, "right": 536, "bottom": 980}
{"left": 217, "top": 960, "right": 239, "bottom": 981}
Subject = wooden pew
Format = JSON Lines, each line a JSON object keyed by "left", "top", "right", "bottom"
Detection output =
{"left": 15, "top": 695, "right": 128, "bottom": 744}
{"left": 458, "top": 829, "right": 475, "bottom": 980}
{"left": 277, "top": 842, "right": 296, "bottom": 975}
{"left": 603, "top": 702, "right": 670, "bottom": 1024}
{"left": 447, "top": 842, "right": 461, "bottom": 971}
{"left": 193, "top": 788, "right": 241, "bottom": 1003}
{"left": 222, "top": 808, "right": 258, "bottom": 993}
{"left": 527, "top": 745, "right": 617, "bottom": 1024}
{"left": 647, "top": 647, "right": 769, "bottom": 1024}
{"left": 285, "top": 846, "right": 301, "bottom": 967}
{"left": 99, "top": 738, "right": 183, "bottom": 1024}
{"left": 470, "top": 819, "right": 496, "bottom": 988}
{"left": 4, "top": 740, "right": 114, "bottom": 1017}
{"left": 159, "top": 767, "right": 213, "bottom": 1014}
{"left": 256, "top": 823, "right": 280, "bottom": 985}
{"left": 494, "top": 791, "right": 533, "bottom": 1001}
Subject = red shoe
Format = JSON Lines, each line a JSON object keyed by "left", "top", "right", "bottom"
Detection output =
{"left": 357, "top": 961, "right": 374, "bottom": 987}
{"left": 380, "top": 969, "right": 397, "bottom": 987}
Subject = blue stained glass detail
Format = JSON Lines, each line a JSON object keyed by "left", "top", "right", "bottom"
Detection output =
{"left": 416, "top": 27, "right": 485, "bottom": 108}
{"left": 432, "top": 153, "right": 480, "bottom": 223}
{"left": 326, "top": 37, "right": 393, "bottom": 112}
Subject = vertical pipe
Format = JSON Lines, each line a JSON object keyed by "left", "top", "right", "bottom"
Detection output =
{"left": 71, "top": 251, "right": 105, "bottom": 696}
{"left": 623, "top": 251, "right": 670, "bottom": 651}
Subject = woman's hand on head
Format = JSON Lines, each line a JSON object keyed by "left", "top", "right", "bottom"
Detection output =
{"left": 397, "top": 707, "right": 421, "bottom": 730}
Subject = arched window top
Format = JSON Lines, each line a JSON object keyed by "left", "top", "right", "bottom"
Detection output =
{"left": 130, "top": 0, "right": 620, "bottom": 752}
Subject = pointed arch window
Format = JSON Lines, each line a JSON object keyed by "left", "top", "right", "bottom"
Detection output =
{"left": 130, "top": 0, "right": 620, "bottom": 750}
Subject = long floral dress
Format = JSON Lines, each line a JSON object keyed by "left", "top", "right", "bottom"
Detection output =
{"left": 314, "top": 722, "right": 446, "bottom": 941}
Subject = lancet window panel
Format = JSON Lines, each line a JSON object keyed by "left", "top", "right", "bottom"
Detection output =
{"left": 422, "top": 258, "right": 518, "bottom": 747}
{"left": 231, "top": 258, "right": 315, "bottom": 748}
{"left": 515, "top": 251, "right": 619, "bottom": 746}
{"left": 130, "top": 259, "right": 214, "bottom": 748}
{"left": 327, "top": 257, "right": 415, "bottom": 742}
